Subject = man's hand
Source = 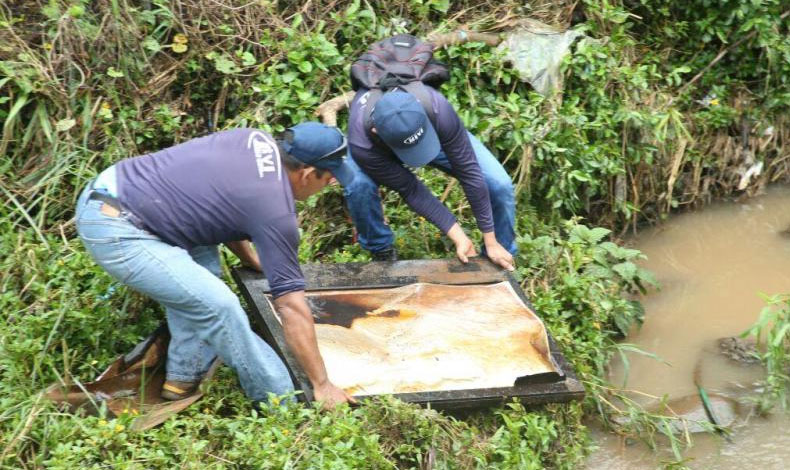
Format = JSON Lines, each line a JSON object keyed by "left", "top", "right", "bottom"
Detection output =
{"left": 482, "top": 232, "right": 515, "bottom": 271}
{"left": 313, "top": 381, "right": 357, "bottom": 410}
{"left": 275, "top": 291, "right": 356, "bottom": 412}
{"left": 447, "top": 223, "right": 477, "bottom": 263}
{"left": 485, "top": 242, "right": 515, "bottom": 271}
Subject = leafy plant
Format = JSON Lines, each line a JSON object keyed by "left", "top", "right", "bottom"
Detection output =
{"left": 743, "top": 293, "right": 790, "bottom": 413}
{"left": 2, "top": 0, "right": 788, "bottom": 468}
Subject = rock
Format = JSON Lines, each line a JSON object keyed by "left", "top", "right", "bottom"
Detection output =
{"left": 717, "top": 337, "right": 761, "bottom": 364}
{"left": 658, "top": 393, "right": 738, "bottom": 433}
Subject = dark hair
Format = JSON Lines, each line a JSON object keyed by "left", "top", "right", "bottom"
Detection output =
{"left": 275, "top": 136, "right": 329, "bottom": 177}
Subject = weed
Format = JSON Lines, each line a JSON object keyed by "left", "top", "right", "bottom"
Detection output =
{"left": 743, "top": 294, "right": 790, "bottom": 413}
{"left": 2, "top": 0, "right": 789, "bottom": 468}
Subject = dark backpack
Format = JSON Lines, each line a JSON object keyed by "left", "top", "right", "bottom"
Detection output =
{"left": 350, "top": 34, "right": 450, "bottom": 131}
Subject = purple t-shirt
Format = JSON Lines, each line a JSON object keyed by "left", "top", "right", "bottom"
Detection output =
{"left": 116, "top": 128, "right": 304, "bottom": 298}
{"left": 348, "top": 87, "right": 494, "bottom": 234}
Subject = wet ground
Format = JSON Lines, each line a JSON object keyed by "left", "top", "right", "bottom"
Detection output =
{"left": 586, "top": 185, "right": 790, "bottom": 469}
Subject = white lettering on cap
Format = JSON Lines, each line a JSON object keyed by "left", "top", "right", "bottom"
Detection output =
{"left": 359, "top": 91, "right": 370, "bottom": 106}
{"left": 247, "top": 131, "right": 281, "bottom": 180}
{"left": 403, "top": 127, "right": 424, "bottom": 145}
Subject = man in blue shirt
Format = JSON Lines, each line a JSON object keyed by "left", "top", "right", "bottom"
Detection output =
{"left": 338, "top": 87, "right": 516, "bottom": 271}
{"left": 75, "top": 122, "right": 355, "bottom": 408}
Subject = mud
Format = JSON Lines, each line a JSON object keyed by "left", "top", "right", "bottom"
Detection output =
{"left": 44, "top": 326, "right": 218, "bottom": 431}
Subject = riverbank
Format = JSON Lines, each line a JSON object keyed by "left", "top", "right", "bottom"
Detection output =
{"left": 2, "top": 1, "right": 788, "bottom": 468}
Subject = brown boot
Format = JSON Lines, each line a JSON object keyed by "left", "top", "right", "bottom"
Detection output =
{"left": 161, "top": 379, "right": 199, "bottom": 400}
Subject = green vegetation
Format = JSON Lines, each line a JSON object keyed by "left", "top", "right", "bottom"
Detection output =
{"left": 2, "top": 0, "right": 788, "bottom": 468}
{"left": 744, "top": 294, "right": 790, "bottom": 413}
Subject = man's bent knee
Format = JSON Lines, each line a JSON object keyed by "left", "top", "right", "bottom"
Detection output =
{"left": 486, "top": 177, "right": 515, "bottom": 202}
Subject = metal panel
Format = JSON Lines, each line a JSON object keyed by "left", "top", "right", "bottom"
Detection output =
{"left": 232, "top": 258, "right": 584, "bottom": 408}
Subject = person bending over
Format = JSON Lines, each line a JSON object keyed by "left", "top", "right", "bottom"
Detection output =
{"left": 337, "top": 87, "right": 516, "bottom": 270}
{"left": 74, "top": 122, "right": 355, "bottom": 408}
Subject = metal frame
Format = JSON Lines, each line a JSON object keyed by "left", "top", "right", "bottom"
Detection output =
{"left": 233, "top": 258, "right": 584, "bottom": 409}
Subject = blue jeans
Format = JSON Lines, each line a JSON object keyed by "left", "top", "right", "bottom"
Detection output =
{"left": 74, "top": 184, "right": 294, "bottom": 402}
{"left": 338, "top": 132, "right": 517, "bottom": 254}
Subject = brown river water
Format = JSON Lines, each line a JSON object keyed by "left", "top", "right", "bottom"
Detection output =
{"left": 585, "top": 185, "right": 790, "bottom": 469}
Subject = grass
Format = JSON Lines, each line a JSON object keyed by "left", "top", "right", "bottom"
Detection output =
{"left": 2, "top": 0, "right": 789, "bottom": 468}
{"left": 743, "top": 294, "right": 790, "bottom": 413}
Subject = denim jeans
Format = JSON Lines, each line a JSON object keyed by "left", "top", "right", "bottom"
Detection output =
{"left": 75, "top": 184, "right": 294, "bottom": 402}
{"left": 338, "top": 131, "right": 517, "bottom": 254}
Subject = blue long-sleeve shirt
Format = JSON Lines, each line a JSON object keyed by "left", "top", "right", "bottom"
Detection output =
{"left": 348, "top": 87, "right": 495, "bottom": 234}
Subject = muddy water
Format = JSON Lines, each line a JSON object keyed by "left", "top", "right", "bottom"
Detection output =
{"left": 586, "top": 185, "right": 790, "bottom": 469}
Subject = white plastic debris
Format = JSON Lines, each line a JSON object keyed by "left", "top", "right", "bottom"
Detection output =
{"left": 737, "top": 161, "right": 763, "bottom": 190}
{"left": 497, "top": 19, "right": 585, "bottom": 96}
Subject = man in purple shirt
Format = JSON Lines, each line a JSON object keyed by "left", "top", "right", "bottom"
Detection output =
{"left": 339, "top": 87, "right": 516, "bottom": 270}
{"left": 74, "top": 122, "right": 355, "bottom": 408}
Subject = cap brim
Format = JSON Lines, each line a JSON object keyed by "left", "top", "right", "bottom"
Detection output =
{"left": 389, "top": 119, "right": 441, "bottom": 168}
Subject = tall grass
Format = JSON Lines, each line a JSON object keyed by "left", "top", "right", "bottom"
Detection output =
{"left": 743, "top": 294, "right": 790, "bottom": 413}
{"left": 1, "top": 0, "right": 789, "bottom": 468}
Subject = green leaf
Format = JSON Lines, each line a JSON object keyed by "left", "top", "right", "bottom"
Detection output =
{"left": 55, "top": 118, "right": 76, "bottom": 132}
{"left": 67, "top": 5, "right": 84, "bottom": 18}
{"left": 298, "top": 61, "right": 313, "bottom": 73}
{"left": 588, "top": 227, "right": 611, "bottom": 243}
{"left": 291, "top": 13, "right": 303, "bottom": 29}
{"left": 584, "top": 264, "right": 613, "bottom": 279}
{"left": 106, "top": 67, "right": 124, "bottom": 78}
{"left": 297, "top": 90, "right": 313, "bottom": 101}
{"left": 636, "top": 268, "right": 658, "bottom": 288}
{"left": 345, "top": 0, "right": 360, "bottom": 17}
{"left": 142, "top": 37, "right": 161, "bottom": 53}
{"left": 772, "top": 323, "right": 790, "bottom": 347}
{"left": 430, "top": 0, "right": 450, "bottom": 13}
{"left": 612, "top": 262, "right": 637, "bottom": 281}
{"left": 212, "top": 54, "right": 240, "bottom": 75}
{"left": 568, "top": 224, "right": 590, "bottom": 243}
{"left": 240, "top": 51, "right": 256, "bottom": 67}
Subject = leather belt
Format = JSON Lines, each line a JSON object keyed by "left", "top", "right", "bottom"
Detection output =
{"left": 90, "top": 191, "right": 122, "bottom": 212}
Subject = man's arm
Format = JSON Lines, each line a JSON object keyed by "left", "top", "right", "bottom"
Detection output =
{"left": 433, "top": 93, "right": 515, "bottom": 271}
{"left": 274, "top": 291, "right": 356, "bottom": 408}
{"left": 225, "top": 240, "right": 261, "bottom": 271}
{"left": 352, "top": 144, "right": 458, "bottom": 233}
{"left": 248, "top": 216, "right": 354, "bottom": 408}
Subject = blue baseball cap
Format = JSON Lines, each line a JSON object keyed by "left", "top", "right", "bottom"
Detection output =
{"left": 371, "top": 91, "right": 440, "bottom": 168}
{"left": 280, "top": 122, "right": 354, "bottom": 184}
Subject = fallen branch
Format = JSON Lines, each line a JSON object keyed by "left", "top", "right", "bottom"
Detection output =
{"left": 315, "top": 90, "right": 355, "bottom": 127}
{"left": 427, "top": 30, "right": 501, "bottom": 48}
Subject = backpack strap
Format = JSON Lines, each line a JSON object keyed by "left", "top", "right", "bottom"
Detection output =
{"left": 361, "top": 89, "right": 384, "bottom": 136}
{"left": 361, "top": 83, "right": 437, "bottom": 136}
{"left": 401, "top": 82, "right": 436, "bottom": 123}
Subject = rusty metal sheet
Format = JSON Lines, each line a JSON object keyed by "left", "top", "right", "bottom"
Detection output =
{"left": 236, "top": 257, "right": 510, "bottom": 292}
{"left": 44, "top": 325, "right": 219, "bottom": 431}
{"left": 277, "top": 282, "right": 558, "bottom": 396}
{"left": 233, "top": 258, "right": 585, "bottom": 408}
